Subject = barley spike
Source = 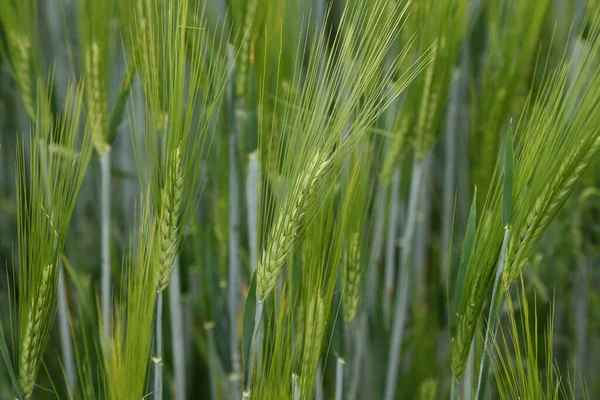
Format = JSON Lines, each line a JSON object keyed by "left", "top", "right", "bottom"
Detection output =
{"left": 503, "top": 135, "right": 600, "bottom": 285}
{"left": 19, "top": 264, "right": 53, "bottom": 399}
{"left": 257, "top": 149, "right": 335, "bottom": 301}
{"left": 157, "top": 147, "right": 184, "bottom": 291}
{"left": 10, "top": 30, "right": 35, "bottom": 119}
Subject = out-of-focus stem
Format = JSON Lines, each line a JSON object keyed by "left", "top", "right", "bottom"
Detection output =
{"left": 414, "top": 153, "right": 432, "bottom": 304}
{"left": 366, "top": 185, "right": 388, "bottom": 315}
{"left": 315, "top": 359, "right": 324, "bottom": 400}
{"left": 441, "top": 71, "right": 461, "bottom": 289}
{"left": 348, "top": 314, "right": 366, "bottom": 400}
{"left": 335, "top": 358, "right": 344, "bottom": 400}
{"left": 154, "top": 290, "right": 164, "bottom": 400}
{"left": 100, "top": 149, "right": 111, "bottom": 343}
{"left": 205, "top": 322, "right": 220, "bottom": 400}
{"left": 383, "top": 167, "right": 401, "bottom": 327}
{"left": 242, "top": 301, "right": 263, "bottom": 399}
{"left": 246, "top": 153, "right": 259, "bottom": 274}
{"left": 384, "top": 159, "right": 423, "bottom": 400}
{"left": 57, "top": 267, "right": 75, "bottom": 394}
{"left": 229, "top": 46, "right": 243, "bottom": 397}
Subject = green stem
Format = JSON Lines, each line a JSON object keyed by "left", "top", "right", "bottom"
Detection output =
{"left": 462, "top": 338, "right": 476, "bottom": 400}
{"left": 154, "top": 290, "right": 164, "bottom": 400}
{"left": 450, "top": 376, "right": 460, "bottom": 400}
{"left": 475, "top": 228, "right": 510, "bottom": 399}
{"left": 242, "top": 301, "right": 263, "bottom": 399}
{"left": 169, "top": 258, "right": 186, "bottom": 399}
{"left": 335, "top": 357, "right": 344, "bottom": 400}
{"left": 100, "top": 149, "right": 111, "bottom": 343}
{"left": 229, "top": 46, "right": 243, "bottom": 398}
{"left": 384, "top": 159, "right": 423, "bottom": 400}
{"left": 57, "top": 267, "right": 75, "bottom": 394}
{"left": 383, "top": 167, "right": 401, "bottom": 327}
{"left": 441, "top": 71, "right": 461, "bottom": 289}
{"left": 246, "top": 153, "right": 259, "bottom": 274}
{"left": 205, "top": 322, "right": 219, "bottom": 400}
{"left": 315, "top": 359, "right": 324, "bottom": 400}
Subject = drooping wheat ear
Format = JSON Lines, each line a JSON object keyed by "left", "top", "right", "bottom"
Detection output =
{"left": 343, "top": 232, "right": 361, "bottom": 323}
{"left": 19, "top": 264, "right": 54, "bottom": 399}
{"left": 256, "top": 149, "right": 335, "bottom": 301}
{"left": 157, "top": 147, "right": 184, "bottom": 292}
{"left": 503, "top": 135, "right": 600, "bottom": 286}
{"left": 85, "top": 41, "right": 108, "bottom": 153}
{"left": 380, "top": 112, "right": 412, "bottom": 185}
{"left": 9, "top": 30, "right": 35, "bottom": 119}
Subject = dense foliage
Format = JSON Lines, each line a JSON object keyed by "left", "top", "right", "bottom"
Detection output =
{"left": 0, "top": 0, "right": 599, "bottom": 399}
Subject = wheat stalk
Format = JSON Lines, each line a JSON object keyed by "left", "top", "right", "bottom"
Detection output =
{"left": 256, "top": 148, "right": 335, "bottom": 301}
{"left": 18, "top": 264, "right": 53, "bottom": 399}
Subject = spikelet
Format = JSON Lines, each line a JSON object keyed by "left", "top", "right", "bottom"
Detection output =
{"left": 503, "top": 135, "right": 600, "bottom": 286}
{"left": 9, "top": 30, "right": 35, "bottom": 119}
{"left": 19, "top": 264, "right": 53, "bottom": 399}
{"left": 85, "top": 41, "right": 108, "bottom": 153}
{"left": 256, "top": 149, "right": 335, "bottom": 301}
{"left": 380, "top": 112, "right": 412, "bottom": 185}
{"left": 157, "top": 147, "right": 184, "bottom": 291}
{"left": 342, "top": 232, "right": 361, "bottom": 323}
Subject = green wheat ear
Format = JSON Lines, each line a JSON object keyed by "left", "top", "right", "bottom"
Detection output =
{"left": 103, "top": 195, "right": 159, "bottom": 400}
{"left": 452, "top": 5, "right": 600, "bottom": 381}
{"left": 0, "top": 0, "right": 42, "bottom": 120}
{"left": 84, "top": 41, "right": 108, "bottom": 153}
{"left": 18, "top": 264, "right": 52, "bottom": 398}
{"left": 15, "top": 80, "right": 94, "bottom": 399}
{"left": 256, "top": 148, "right": 336, "bottom": 302}
{"left": 503, "top": 135, "right": 600, "bottom": 286}
{"left": 157, "top": 147, "right": 184, "bottom": 292}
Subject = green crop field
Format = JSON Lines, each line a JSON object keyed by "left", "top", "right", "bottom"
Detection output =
{"left": 0, "top": 0, "right": 599, "bottom": 399}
